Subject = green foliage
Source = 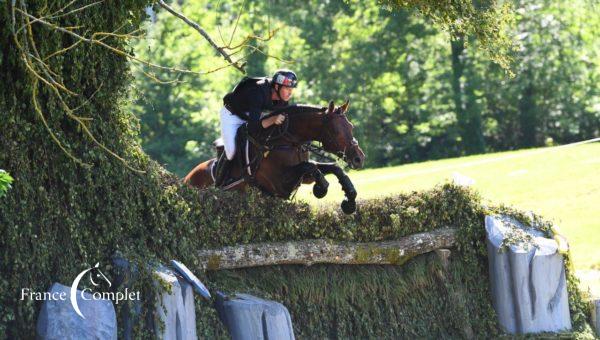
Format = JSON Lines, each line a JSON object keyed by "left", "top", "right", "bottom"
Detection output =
{"left": 0, "top": 170, "right": 14, "bottom": 198}
{"left": 380, "top": 0, "right": 517, "bottom": 72}
{"left": 129, "top": 2, "right": 227, "bottom": 176}
{"left": 0, "top": 0, "right": 595, "bottom": 338}
{"left": 479, "top": 0, "right": 600, "bottom": 150}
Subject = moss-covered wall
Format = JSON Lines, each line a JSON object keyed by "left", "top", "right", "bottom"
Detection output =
{"left": 192, "top": 202, "right": 596, "bottom": 339}
{"left": 0, "top": 1, "right": 594, "bottom": 339}
{"left": 200, "top": 253, "right": 496, "bottom": 339}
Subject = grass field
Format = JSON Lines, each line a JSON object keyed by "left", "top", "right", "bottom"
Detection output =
{"left": 297, "top": 141, "right": 600, "bottom": 295}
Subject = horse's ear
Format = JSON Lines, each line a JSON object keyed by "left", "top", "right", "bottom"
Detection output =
{"left": 328, "top": 100, "right": 335, "bottom": 114}
{"left": 340, "top": 99, "right": 350, "bottom": 114}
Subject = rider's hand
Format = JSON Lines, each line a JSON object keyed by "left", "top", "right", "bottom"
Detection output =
{"left": 274, "top": 114, "right": 286, "bottom": 125}
{"left": 262, "top": 114, "right": 286, "bottom": 128}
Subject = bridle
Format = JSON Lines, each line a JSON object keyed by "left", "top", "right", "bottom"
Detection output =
{"left": 255, "top": 106, "right": 357, "bottom": 165}
{"left": 319, "top": 109, "right": 359, "bottom": 164}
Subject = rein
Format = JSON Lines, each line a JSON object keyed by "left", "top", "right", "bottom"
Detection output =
{"left": 261, "top": 105, "right": 326, "bottom": 144}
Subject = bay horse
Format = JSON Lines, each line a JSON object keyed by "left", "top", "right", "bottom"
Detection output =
{"left": 183, "top": 100, "right": 365, "bottom": 213}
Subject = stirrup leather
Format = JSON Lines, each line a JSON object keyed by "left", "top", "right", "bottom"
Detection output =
{"left": 214, "top": 153, "right": 232, "bottom": 187}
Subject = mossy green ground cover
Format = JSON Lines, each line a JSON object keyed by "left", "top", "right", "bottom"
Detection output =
{"left": 202, "top": 253, "right": 496, "bottom": 339}
{"left": 298, "top": 142, "right": 600, "bottom": 295}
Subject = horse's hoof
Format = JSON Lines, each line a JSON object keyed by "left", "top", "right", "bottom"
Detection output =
{"left": 341, "top": 199, "right": 356, "bottom": 214}
{"left": 313, "top": 184, "right": 328, "bottom": 199}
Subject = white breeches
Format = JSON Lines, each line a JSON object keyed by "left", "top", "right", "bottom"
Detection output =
{"left": 220, "top": 106, "right": 246, "bottom": 160}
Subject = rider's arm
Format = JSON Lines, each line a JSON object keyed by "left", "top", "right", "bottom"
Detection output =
{"left": 244, "top": 87, "right": 265, "bottom": 135}
{"left": 245, "top": 87, "right": 285, "bottom": 134}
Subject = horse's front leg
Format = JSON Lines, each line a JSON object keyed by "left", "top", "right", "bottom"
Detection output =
{"left": 305, "top": 167, "right": 329, "bottom": 199}
{"left": 283, "top": 162, "right": 329, "bottom": 199}
{"left": 314, "top": 162, "right": 357, "bottom": 214}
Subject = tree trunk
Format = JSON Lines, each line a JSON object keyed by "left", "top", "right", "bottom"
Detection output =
{"left": 519, "top": 80, "right": 537, "bottom": 147}
{"left": 451, "top": 37, "right": 485, "bottom": 154}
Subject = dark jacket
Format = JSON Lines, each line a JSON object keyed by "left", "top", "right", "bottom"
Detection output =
{"left": 223, "top": 77, "right": 288, "bottom": 134}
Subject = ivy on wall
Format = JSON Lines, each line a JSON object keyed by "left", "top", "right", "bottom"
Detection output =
{"left": 0, "top": 1, "right": 593, "bottom": 338}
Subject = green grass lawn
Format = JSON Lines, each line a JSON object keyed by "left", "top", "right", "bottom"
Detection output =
{"left": 297, "top": 142, "right": 600, "bottom": 295}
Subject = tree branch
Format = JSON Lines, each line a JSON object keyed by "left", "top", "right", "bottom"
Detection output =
{"left": 157, "top": 0, "right": 245, "bottom": 73}
{"left": 198, "top": 228, "right": 457, "bottom": 270}
{"left": 15, "top": 7, "right": 206, "bottom": 76}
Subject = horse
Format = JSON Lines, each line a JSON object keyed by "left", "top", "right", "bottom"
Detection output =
{"left": 183, "top": 100, "right": 365, "bottom": 214}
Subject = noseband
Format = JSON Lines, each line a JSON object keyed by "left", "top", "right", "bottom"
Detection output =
{"left": 259, "top": 106, "right": 358, "bottom": 164}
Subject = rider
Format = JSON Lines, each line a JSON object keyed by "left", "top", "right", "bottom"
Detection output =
{"left": 215, "top": 69, "right": 298, "bottom": 187}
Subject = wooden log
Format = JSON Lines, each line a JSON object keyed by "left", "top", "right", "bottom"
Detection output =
{"left": 198, "top": 227, "right": 457, "bottom": 270}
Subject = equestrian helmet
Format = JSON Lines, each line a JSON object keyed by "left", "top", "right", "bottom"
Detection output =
{"left": 272, "top": 69, "right": 298, "bottom": 88}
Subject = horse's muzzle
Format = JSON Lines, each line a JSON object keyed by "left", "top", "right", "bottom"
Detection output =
{"left": 347, "top": 146, "right": 365, "bottom": 169}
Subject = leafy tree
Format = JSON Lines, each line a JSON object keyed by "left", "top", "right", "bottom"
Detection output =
{"left": 474, "top": 0, "right": 600, "bottom": 149}
{"left": 131, "top": 2, "right": 233, "bottom": 176}
{"left": 130, "top": 0, "right": 599, "bottom": 173}
{"left": 0, "top": 170, "right": 13, "bottom": 199}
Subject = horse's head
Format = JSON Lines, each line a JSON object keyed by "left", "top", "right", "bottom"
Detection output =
{"left": 321, "top": 100, "right": 365, "bottom": 169}
{"left": 89, "top": 262, "right": 111, "bottom": 288}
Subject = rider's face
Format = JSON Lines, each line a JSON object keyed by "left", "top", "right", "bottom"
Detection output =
{"left": 277, "top": 85, "right": 294, "bottom": 102}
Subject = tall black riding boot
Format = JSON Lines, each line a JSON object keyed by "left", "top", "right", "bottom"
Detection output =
{"left": 214, "top": 153, "right": 233, "bottom": 187}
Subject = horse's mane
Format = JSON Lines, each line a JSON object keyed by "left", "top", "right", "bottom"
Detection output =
{"left": 267, "top": 104, "right": 327, "bottom": 118}
{"left": 256, "top": 104, "right": 327, "bottom": 142}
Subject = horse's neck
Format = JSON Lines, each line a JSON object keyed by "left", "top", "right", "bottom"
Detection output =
{"left": 287, "top": 112, "right": 324, "bottom": 143}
